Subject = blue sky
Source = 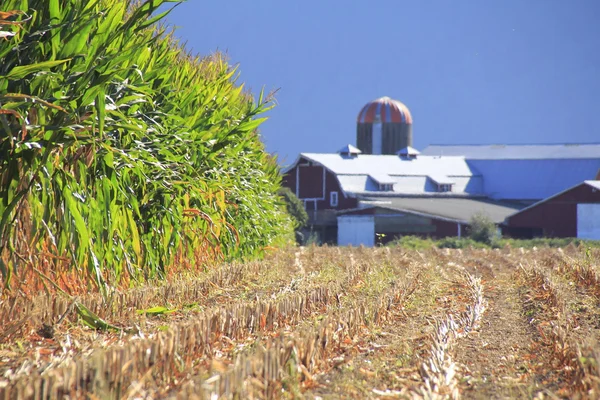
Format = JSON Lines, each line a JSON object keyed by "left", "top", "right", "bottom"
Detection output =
{"left": 162, "top": 1, "right": 600, "bottom": 164}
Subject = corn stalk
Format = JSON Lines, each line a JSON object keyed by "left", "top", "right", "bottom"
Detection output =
{"left": 0, "top": 0, "right": 293, "bottom": 295}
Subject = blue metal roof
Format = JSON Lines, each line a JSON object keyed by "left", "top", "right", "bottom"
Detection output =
{"left": 468, "top": 159, "right": 600, "bottom": 200}
{"left": 422, "top": 143, "right": 600, "bottom": 160}
{"left": 420, "top": 143, "right": 600, "bottom": 200}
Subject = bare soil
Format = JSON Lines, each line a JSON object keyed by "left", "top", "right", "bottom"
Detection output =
{"left": 453, "top": 260, "right": 541, "bottom": 399}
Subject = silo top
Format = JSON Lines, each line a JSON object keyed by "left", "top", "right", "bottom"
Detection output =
{"left": 357, "top": 96, "right": 412, "bottom": 124}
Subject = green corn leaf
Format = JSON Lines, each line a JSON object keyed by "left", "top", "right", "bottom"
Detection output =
{"left": 136, "top": 7, "right": 175, "bottom": 32}
{"left": 60, "top": 21, "right": 93, "bottom": 57}
{"left": 62, "top": 187, "right": 89, "bottom": 253}
{"left": 48, "top": 0, "right": 61, "bottom": 56}
{"left": 96, "top": 88, "right": 106, "bottom": 136}
{"left": 75, "top": 302, "right": 122, "bottom": 331}
{"left": 126, "top": 208, "right": 141, "bottom": 260}
{"left": 80, "top": 85, "right": 102, "bottom": 107}
{"left": 237, "top": 117, "right": 268, "bottom": 132}
{"left": 136, "top": 306, "right": 177, "bottom": 316}
{"left": 5, "top": 59, "right": 71, "bottom": 79}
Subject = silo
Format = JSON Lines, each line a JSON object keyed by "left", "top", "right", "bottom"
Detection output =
{"left": 356, "top": 96, "right": 413, "bottom": 155}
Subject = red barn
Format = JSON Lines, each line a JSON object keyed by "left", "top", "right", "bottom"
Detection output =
{"left": 504, "top": 181, "right": 600, "bottom": 239}
{"left": 281, "top": 145, "right": 521, "bottom": 245}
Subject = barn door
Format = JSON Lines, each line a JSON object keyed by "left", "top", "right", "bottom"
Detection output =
{"left": 337, "top": 216, "right": 375, "bottom": 247}
{"left": 577, "top": 204, "right": 600, "bottom": 240}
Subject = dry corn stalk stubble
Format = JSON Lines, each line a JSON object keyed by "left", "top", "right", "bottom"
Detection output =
{"left": 1, "top": 246, "right": 600, "bottom": 399}
{"left": 0, "top": 247, "right": 418, "bottom": 398}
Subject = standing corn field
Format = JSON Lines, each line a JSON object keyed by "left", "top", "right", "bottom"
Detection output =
{"left": 0, "top": 0, "right": 293, "bottom": 296}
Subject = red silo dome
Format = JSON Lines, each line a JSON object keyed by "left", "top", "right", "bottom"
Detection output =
{"left": 357, "top": 96, "right": 413, "bottom": 124}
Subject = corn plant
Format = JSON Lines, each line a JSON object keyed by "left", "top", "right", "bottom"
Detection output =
{"left": 0, "top": 0, "right": 293, "bottom": 295}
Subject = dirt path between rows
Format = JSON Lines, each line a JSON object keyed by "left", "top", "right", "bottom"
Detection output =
{"left": 454, "top": 262, "right": 543, "bottom": 399}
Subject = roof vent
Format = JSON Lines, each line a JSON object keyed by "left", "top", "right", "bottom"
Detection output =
{"left": 338, "top": 144, "right": 362, "bottom": 157}
{"left": 397, "top": 146, "right": 420, "bottom": 159}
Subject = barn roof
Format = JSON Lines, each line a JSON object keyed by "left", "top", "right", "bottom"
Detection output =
{"left": 460, "top": 158, "right": 600, "bottom": 200}
{"left": 296, "top": 153, "right": 475, "bottom": 176}
{"left": 358, "top": 197, "right": 523, "bottom": 224}
{"left": 287, "top": 152, "right": 483, "bottom": 196}
{"left": 422, "top": 143, "right": 600, "bottom": 159}
{"left": 420, "top": 144, "right": 600, "bottom": 200}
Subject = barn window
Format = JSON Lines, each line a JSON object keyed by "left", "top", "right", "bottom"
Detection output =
{"left": 379, "top": 183, "right": 393, "bottom": 191}
{"left": 330, "top": 191, "right": 339, "bottom": 207}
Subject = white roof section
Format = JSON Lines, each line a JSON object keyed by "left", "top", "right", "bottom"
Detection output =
{"left": 422, "top": 143, "right": 600, "bottom": 160}
{"left": 337, "top": 175, "right": 376, "bottom": 193}
{"left": 300, "top": 153, "right": 476, "bottom": 176}
{"left": 428, "top": 174, "right": 455, "bottom": 185}
{"left": 369, "top": 173, "right": 395, "bottom": 184}
{"left": 296, "top": 152, "right": 483, "bottom": 196}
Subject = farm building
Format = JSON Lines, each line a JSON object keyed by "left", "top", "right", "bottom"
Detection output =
{"left": 282, "top": 96, "right": 600, "bottom": 245}
{"left": 504, "top": 181, "right": 600, "bottom": 239}
{"left": 422, "top": 144, "right": 600, "bottom": 202}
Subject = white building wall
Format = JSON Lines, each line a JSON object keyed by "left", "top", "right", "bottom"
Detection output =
{"left": 577, "top": 204, "right": 600, "bottom": 240}
{"left": 337, "top": 216, "right": 375, "bottom": 247}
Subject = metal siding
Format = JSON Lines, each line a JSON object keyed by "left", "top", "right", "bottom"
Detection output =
{"left": 337, "top": 216, "right": 375, "bottom": 247}
{"left": 356, "top": 124, "right": 373, "bottom": 154}
{"left": 577, "top": 204, "right": 600, "bottom": 240}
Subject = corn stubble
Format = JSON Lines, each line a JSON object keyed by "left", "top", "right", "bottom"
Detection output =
{"left": 0, "top": 246, "right": 598, "bottom": 399}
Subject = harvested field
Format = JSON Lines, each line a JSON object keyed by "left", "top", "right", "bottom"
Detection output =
{"left": 1, "top": 246, "right": 600, "bottom": 399}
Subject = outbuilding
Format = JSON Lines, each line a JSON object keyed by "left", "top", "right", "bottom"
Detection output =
{"left": 337, "top": 197, "right": 521, "bottom": 246}
{"left": 504, "top": 180, "right": 600, "bottom": 239}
